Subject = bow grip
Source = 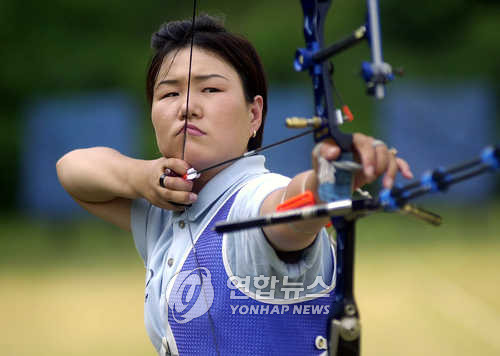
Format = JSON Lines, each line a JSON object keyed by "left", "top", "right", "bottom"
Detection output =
{"left": 317, "top": 152, "right": 354, "bottom": 202}
{"left": 316, "top": 130, "right": 354, "bottom": 203}
{"left": 318, "top": 116, "right": 354, "bottom": 201}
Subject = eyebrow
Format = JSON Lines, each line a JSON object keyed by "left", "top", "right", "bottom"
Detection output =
{"left": 156, "top": 74, "right": 229, "bottom": 88}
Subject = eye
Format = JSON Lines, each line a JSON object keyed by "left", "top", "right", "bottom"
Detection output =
{"left": 203, "top": 87, "right": 221, "bottom": 93}
{"left": 160, "top": 91, "right": 178, "bottom": 99}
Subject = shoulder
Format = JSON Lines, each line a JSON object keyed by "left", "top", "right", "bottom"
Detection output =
{"left": 131, "top": 197, "right": 169, "bottom": 231}
{"left": 230, "top": 172, "right": 290, "bottom": 218}
{"left": 130, "top": 197, "right": 173, "bottom": 265}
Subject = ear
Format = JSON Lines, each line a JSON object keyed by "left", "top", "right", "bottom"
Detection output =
{"left": 248, "top": 95, "right": 264, "bottom": 134}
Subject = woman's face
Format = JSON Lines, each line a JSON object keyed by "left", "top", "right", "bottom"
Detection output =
{"left": 151, "top": 47, "right": 263, "bottom": 172}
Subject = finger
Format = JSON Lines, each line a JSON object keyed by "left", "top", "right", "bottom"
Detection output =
{"left": 147, "top": 189, "right": 185, "bottom": 211}
{"left": 396, "top": 157, "right": 414, "bottom": 179}
{"left": 318, "top": 141, "right": 341, "bottom": 161}
{"left": 374, "top": 144, "right": 390, "bottom": 177}
{"left": 162, "top": 175, "right": 194, "bottom": 192}
{"left": 353, "top": 173, "right": 368, "bottom": 190}
{"left": 162, "top": 158, "right": 191, "bottom": 177}
{"left": 311, "top": 143, "right": 322, "bottom": 172}
{"left": 152, "top": 185, "right": 197, "bottom": 209}
{"left": 353, "top": 134, "right": 376, "bottom": 180}
{"left": 382, "top": 155, "right": 398, "bottom": 188}
{"left": 163, "top": 189, "right": 198, "bottom": 205}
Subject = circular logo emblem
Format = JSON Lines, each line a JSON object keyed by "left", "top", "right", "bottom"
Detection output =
{"left": 168, "top": 267, "right": 214, "bottom": 323}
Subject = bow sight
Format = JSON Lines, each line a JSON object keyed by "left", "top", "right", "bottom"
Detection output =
{"left": 294, "top": 0, "right": 396, "bottom": 101}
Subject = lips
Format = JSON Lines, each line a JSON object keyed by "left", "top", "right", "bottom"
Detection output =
{"left": 176, "top": 124, "right": 206, "bottom": 136}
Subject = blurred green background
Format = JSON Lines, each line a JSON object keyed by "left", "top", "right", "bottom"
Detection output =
{"left": 1, "top": 0, "right": 499, "bottom": 355}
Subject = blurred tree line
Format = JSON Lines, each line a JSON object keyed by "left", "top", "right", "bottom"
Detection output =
{"left": 1, "top": 0, "right": 499, "bottom": 212}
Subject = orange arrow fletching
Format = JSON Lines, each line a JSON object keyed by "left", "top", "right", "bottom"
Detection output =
{"left": 276, "top": 190, "right": 316, "bottom": 212}
{"left": 342, "top": 105, "right": 354, "bottom": 122}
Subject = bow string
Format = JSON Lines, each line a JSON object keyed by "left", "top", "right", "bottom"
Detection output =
{"left": 175, "top": 1, "right": 222, "bottom": 355}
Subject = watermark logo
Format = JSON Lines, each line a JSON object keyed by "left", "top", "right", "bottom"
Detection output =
{"left": 228, "top": 275, "right": 331, "bottom": 300}
{"left": 230, "top": 304, "right": 330, "bottom": 316}
{"left": 226, "top": 275, "right": 332, "bottom": 316}
{"left": 168, "top": 267, "right": 214, "bottom": 323}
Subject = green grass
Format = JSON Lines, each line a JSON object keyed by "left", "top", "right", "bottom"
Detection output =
{"left": 0, "top": 215, "right": 139, "bottom": 270}
{"left": 0, "top": 203, "right": 499, "bottom": 355}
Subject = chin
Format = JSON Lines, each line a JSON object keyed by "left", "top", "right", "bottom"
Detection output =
{"left": 161, "top": 148, "right": 182, "bottom": 160}
{"left": 184, "top": 150, "right": 224, "bottom": 171}
{"left": 183, "top": 149, "right": 206, "bottom": 165}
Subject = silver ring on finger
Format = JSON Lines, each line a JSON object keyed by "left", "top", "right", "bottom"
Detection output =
{"left": 371, "top": 139, "right": 386, "bottom": 148}
{"left": 159, "top": 169, "right": 171, "bottom": 188}
{"left": 159, "top": 173, "right": 167, "bottom": 188}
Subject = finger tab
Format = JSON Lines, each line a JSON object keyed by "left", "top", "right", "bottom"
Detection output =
{"left": 166, "top": 169, "right": 180, "bottom": 178}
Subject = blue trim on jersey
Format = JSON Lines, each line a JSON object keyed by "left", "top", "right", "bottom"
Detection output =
{"left": 167, "top": 191, "right": 337, "bottom": 355}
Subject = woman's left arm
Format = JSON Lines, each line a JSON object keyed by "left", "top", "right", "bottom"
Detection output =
{"left": 260, "top": 133, "right": 413, "bottom": 252}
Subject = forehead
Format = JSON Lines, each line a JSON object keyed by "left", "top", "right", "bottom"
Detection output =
{"left": 157, "top": 46, "right": 239, "bottom": 83}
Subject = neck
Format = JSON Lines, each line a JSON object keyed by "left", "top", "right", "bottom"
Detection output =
{"left": 191, "top": 148, "right": 249, "bottom": 193}
{"left": 192, "top": 163, "right": 230, "bottom": 194}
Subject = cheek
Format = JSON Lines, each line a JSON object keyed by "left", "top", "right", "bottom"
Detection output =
{"left": 211, "top": 97, "right": 250, "bottom": 133}
{"left": 151, "top": 102, "right": 175, "bottom": 132}
{"left": 150, "top": 103, "right": 161, "bottom": 129}
{"left": 150, "top": 103, "right": 179, "bottom": 155}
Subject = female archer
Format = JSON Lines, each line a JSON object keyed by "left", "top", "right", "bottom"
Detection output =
{"left": 57, "top": 14, "right": 412, "bottom": 356}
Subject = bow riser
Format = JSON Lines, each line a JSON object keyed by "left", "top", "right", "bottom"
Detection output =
{"left": 299, "top": 0, "right": 353, "bottom": 153}
{"left": 298, "top": 2, "right": 361, "bottom": 356}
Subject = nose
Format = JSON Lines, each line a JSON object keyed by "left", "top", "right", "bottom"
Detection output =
{"left": 179, "top": 93, "right": 201, "bottom": 121}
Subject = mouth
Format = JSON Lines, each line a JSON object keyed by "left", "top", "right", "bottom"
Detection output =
{"left": 176, "top": 124, "right": 206, "bottom": 137}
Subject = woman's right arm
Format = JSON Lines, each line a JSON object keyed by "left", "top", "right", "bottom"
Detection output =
{"left": 56, "top": 147, "right": 195, "bottom": 231}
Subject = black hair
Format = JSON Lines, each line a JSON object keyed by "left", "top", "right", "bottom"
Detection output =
{"left": 146, "top": 14, "right": 268, "bottom": 150}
